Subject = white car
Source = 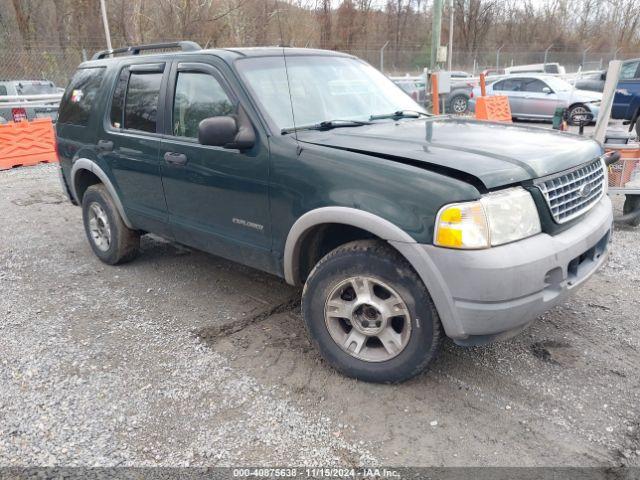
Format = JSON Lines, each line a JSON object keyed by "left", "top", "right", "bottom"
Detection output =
{"left": 469, "top": 74, "right": 601, "bottom": 124}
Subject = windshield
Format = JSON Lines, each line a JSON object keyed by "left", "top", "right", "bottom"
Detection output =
{"left": 236, "top": 55, "right": 425, "bottom": 131}
{"left": 16, "top": 82, "right": 57, "bottom": 95}
{"left": 543, "top": 76, "right": 572, "bottom": 92}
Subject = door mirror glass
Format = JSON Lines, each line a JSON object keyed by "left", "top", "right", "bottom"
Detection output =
{"left": 198, "top": 107, "right": 256, "bottom": 151}
{"left": 198, "top": 116, "right": 238, "bottom": 147}
{"left": 542, "top": 86, "right": 552, "bottom": 94}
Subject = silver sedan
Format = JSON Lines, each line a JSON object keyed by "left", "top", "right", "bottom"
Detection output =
{"left": 470, "top": 74, "right": 601, "bottom": 123}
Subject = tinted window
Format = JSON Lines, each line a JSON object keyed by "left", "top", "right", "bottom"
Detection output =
{"left": 58, "top": 68, "right": 105, "bottom": 126}
{"left": 110, "top": 67, "right": 130, "bottom": 128}
{"left": 494, "top": 79, "right": 522, "bottom": 91}
{"left": 172, "top": 72, "right": 234, "bottom": 138}
{"left": 0, "top": 85, "right": 7, "bottom": 96}
{"left": 521, "top": 79, "right": 548, "bottom": 93}
{"left": 620, "top": 61, "right": 640, "bottom": 80}
{"left": 124, "top": 72, "right": 162, "bottom": 133}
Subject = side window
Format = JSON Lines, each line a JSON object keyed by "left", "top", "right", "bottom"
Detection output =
{"left": 0, "top": 85, "right": 7, "bottom": 96}
{"left": 620, "top": 61, "right": 640, "bottom": 80}
{"left": 494, "top": 79, "right": 521, "bottom": 92}
{"left": 521, "top": 79, "right": 546, "bottom": 93}
{"left": 172, "top": 72, "right": 234, "bottom": 138}
{"left": 493, "top": 80, "right": 505, "bottom": 91}
{"left": 124, "top": 71, "right": 162, "bottom": 133}
{"left": 58, "top": 67, "right": 105, "bottom": 126}
{"left": 109, "top": 67, "right": 130, "bottom": 128}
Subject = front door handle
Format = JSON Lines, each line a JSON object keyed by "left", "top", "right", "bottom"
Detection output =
{"left": 164, "top": 151, "right": 188, "bottom": 166}
{"left": 96, "top": 140, "right": 113, "bottom": 152}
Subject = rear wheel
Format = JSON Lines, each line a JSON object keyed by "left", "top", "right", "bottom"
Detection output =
{"left": 302, "top": 240, "right": 443, "bottom": 383}
{"left": 449, "top": 94, "right": 469, "bottom": 114}
{"left": 82, "top": 184, "right": 140, "bottom": 264}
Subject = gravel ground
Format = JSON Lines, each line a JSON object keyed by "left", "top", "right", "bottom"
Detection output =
{"left": 0, "top": 163, "right": 639, "bottom": 468}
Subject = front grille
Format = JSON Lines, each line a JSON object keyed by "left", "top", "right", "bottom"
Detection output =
{"left": 537, "top": 159, "right": 605, "bottom": 224}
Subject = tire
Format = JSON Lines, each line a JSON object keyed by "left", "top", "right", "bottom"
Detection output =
{"left": 623, "top": 195, "right": 640, "bottom": 227}
{"left": 567, "top": 104, "right": 591, "bottom": 126}
{"left": 301, "top": 239, "right": 443, "bottom": 383}
{"left": 82, "top": 184, "right": 140, "bottom": 264}
{"left": 448, "top": 94, "right": 469, "bottom": 114}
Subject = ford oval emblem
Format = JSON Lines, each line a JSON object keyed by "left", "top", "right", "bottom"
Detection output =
{"left": 579, "top": 183, "right": 593, "bottom": 198}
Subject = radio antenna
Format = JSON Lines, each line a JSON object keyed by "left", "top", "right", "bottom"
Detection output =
{"left": 274, "top": 0, "right": 300, "bottom": 146}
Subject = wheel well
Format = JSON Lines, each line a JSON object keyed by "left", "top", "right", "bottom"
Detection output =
{"left": 295, "top": 223, "right": 378, "bottom": 285}
{"left": 74, "top": 169, "right": 102, "bottom": 203}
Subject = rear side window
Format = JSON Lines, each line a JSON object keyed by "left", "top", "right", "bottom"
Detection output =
{"left": 58, "top": 67, "right": 105, "bottom": 126}
{"left": 110, "top": 67, "right": 130, "bottom": 128}
{"left": 0, "top": 85, "right": 7, "bottom": 96}
{"left": 124, "top": 72, "right": 162, "bottom": 133}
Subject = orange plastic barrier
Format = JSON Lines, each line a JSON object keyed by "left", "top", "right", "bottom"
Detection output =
{"left": 474, "top": 95, "right": 512, "bottom": 122}
{"left": 0, "top": 118, "right": 58, "bottom": 170}
{"left": 431, "top": 74, "right": 439, "bottom": 116}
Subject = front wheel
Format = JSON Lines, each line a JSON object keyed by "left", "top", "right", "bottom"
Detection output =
{"left": 623, "top": 195, "right": 640, "bottom": 227}
{"left": 567, "top": 104, "right": 591, "bottom": 126}
{"left": 302, "top": 240, "right": 443, "bottom": 383}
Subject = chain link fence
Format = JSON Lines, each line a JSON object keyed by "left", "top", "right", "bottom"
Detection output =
{"left": 0, "top": 44, "right": 636, "bottom": 88}
{"left": 0, "top": 49, "right": 88, "bottom": 88}
{"left": 341, "top": 47, "right": 636, "bottom": 76}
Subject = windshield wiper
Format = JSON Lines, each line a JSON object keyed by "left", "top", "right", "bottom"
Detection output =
{"left": 369, "top": 110, "right": 431, "bottom": 121}
{"left": 281, "top": 119, "right": 371, "bottom": 135}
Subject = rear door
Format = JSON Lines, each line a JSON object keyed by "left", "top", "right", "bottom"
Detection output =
{"left": 159, "top": 59, "right": 272, "bottom": 270}
{"left": 100, "top": 62, "right": 171, "bottom": 236}
{"left": 612, "top": 60, "right": 640, "bottom": 120}
{"left": 492, "top": 78, "right": 525, "bottom": 115}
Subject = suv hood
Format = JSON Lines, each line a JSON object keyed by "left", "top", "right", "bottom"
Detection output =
{"left": 296, "top": 118, "right": 603, "bottom": 190}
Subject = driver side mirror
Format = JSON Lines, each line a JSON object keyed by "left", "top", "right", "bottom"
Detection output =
{"left": 198, "top": 106, "right": 255, "bottom": 151}
{"left": 542, "top": 87, "right": 552, "bottom": 94}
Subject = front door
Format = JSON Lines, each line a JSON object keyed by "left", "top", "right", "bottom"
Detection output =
{"left": 613, "top": 60, "right": 640, "bottom": 120}
{"left": 159, "top": 61, "right": 272, "bottom": 270}
{"left": 519, "top": 78, "right": 560, "bottom": 118}
{"left": 101, "top": 62, "right": 171, "bottom": 236}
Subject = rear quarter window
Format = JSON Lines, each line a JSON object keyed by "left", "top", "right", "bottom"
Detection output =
{"left": 58, "top": 67, "right": 106, "bottom": 126}
{"left": 0, "top": 85, "right": 7, "bottom": 96}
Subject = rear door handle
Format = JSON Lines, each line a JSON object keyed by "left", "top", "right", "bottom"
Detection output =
{"left": 96, "top": 140, "right": 113, "bottom": 152}
{"left": 164, "top": 151, "right": 188, "bottom": 166}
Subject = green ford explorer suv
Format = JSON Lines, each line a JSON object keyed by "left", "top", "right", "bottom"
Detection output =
{"left": 56, "top": 42, "right": 615, "bottom": 383}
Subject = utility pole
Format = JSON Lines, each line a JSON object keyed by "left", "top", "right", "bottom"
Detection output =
{"left": 100, "top": 0, "right": 113, "bottom": 51}
{"left": 430, "top": 0, "right": 444, "bottom": 71}
{"left": 447, "top": 0, "right": 454, "bottom": 71}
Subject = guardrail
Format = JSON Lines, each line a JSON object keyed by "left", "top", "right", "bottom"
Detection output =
{"left": 0, "top": 93, "right": 63, "bottom": 109}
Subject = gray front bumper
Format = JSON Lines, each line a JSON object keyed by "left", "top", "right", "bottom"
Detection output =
{"left": 392, "top": 196, "right": 613, "bottom": 343}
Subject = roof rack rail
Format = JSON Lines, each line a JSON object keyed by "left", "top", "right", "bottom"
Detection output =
{"left": 91, "top": 41, "right": 201, "bottom": 60}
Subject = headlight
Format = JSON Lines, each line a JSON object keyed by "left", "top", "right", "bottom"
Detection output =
{"left": 435, "top": 187, "right": 541, "bottom": 249}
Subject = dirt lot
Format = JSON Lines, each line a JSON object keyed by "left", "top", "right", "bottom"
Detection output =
{"left": 0, "top": 163, "right": 639, "bottom": 467}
